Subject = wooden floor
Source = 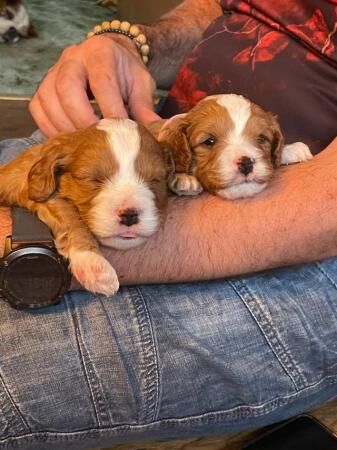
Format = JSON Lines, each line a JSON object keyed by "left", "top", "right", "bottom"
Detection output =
{"left": 0, "top": 98, "right": 36, "bottom": 140}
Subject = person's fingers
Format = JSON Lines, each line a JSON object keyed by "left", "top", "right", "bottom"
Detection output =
{"left": 88, "top": 68, "right": 129, "bottom": 119}
{"left": 29, "top": 95, "right": 60, "bottom": 137}
{"left": 132, "top": 106, "right": 161, "bottom": 125}
{"left": 86, "top": 47, "right": 129, "bottom": 119}
{"left": 30, "top": 35, "right": 160, "bottom": 136}
{"left": 55, "top": 59, "right": 99, "bottom": 129}
{"left": 33, "top": 69, "right": 78, "bottom": 133}
{"left": 128, "top": 73, "right": 160, "bottom": 124}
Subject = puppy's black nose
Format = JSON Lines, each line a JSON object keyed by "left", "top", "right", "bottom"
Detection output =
{"left": 238, "top": 156, "right": 254, "bottom": 175}
{"left": 3, "top": 26, "right": 20, "bottom": 43}
{"left": 119, "top": 208, "right": 139, "bottom": 227}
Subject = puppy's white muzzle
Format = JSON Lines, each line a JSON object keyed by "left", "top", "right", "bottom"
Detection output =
{"left": 89, "top": 180, "right": 160, "bottom": 250}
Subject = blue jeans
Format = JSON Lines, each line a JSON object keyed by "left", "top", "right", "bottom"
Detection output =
{"left": 1, "top": 134, "right": 337, "bottom": 450}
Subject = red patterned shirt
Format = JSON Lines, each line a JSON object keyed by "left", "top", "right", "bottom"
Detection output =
{"left": 161, "top": 0, "right": 337, "bottom": 153}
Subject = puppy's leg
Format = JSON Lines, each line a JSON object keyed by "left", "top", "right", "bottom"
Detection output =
{"left": 0, "top": 162, "right": 26, "bottom": 206}
{"left": 154, "top": 115, "right": 204, "bottom": 196}
{"left": 281, "top": 142, "right": 313, "bottom": 165}
{"left": 169, "top": 173, "right": 204, "bottom": 196}
{"left": 35, "top": 199, "right": 119, "bottom": 296}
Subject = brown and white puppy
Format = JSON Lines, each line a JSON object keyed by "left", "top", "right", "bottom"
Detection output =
{"left": 0, "top": 0, "right": 35, "bottom": 43}
{"left": 150, "top": 94, "right": 312, "bottom": 200}
{"left": 0, "top": 118, "right": 170, "bottom": 295}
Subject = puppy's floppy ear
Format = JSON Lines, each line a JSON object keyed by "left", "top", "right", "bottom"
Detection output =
{"left": 267, "top": 113, "right": 285, "bottom": 167}
{"left": 157, "top": 114, "right": 193, "bottom": 174}
{"left": 271, "top": 128, "right": 285, "bottom": 167}
{"left": 162, "top": 146, "right": 175, "bottom": 177}
{"left": 28, "top": 140, "right": 72, "bottom": 202}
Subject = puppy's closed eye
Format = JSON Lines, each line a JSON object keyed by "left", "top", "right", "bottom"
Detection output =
{"left": 257, "top": 134, "right": 271, "bottom": 146}
{"left": 151, "top": 176, "right": 164, "bottom": 183}
{"left": 72, "top": 174, "right": 106, "bottom": 185}
{"left": 1, "top": 8, "right": 14, "bottom": 20}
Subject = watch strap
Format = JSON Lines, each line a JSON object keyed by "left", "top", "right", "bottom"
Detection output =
{"left": 12, "top": 207, "right": 54, "bottom": 245}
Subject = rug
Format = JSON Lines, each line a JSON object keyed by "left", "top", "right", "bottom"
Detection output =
{"left": 0, "top": 0, "right": 116, "bottom": 96}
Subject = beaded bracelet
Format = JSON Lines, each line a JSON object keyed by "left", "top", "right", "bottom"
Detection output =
{"left": 87, "top": 20, "right": 149, "bottom": 64}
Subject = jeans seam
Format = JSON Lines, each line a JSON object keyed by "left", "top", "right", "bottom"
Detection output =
{"left": 0, "top": 372, "right": 30, "bottom": 436}
{"left": 315, "top": 262, "right": 337, "bottom": 290}
{"left": 29, "top": 130, "right": 46, "bottom": 144}
{"left": 0, "top": 374, "right": 336, "bottom": 447}
{"left": 20, "top": 138, "right": 38, "bottom": 147}
{"left": 228, "top": 279, "right": 307, "bottom": 391}
{"left": 67, "top": 298, "right": 110, "bottom": 429}
{"left": 128, "top": 287, "right": 160, "bottom": 424}
{"left": 139, "top": 288, "right": 161, "bottom": 421}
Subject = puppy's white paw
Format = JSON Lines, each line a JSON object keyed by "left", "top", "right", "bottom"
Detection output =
{"left": 169, "top": 173, "right": 203, "bottom": 196}
{"left": 281, "top": 142, "right": 313, "bottom": 165}
{"left": 70, "top": 250, "right": 119, "bottom": 296}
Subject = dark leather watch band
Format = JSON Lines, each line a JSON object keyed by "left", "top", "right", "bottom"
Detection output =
{"left": 1, "top": 207, "right": 70, "bottom": 310}
{"left": 11, "top": 207, "right": 54, "bottom": 246}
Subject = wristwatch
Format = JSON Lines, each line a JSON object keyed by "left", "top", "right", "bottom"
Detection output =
{"left": 0, "top": 207, "right": 71, "bottom": 310}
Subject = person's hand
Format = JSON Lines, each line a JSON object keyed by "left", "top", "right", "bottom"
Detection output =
{"left": 29, "top": 34, "right": 160, "bottom": 137}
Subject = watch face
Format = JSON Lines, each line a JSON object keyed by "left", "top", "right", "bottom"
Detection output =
{"left": 0, "top": 247, "right": 71, "bottom": 309}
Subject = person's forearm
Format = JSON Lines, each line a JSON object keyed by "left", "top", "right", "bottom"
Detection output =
{"left": 100, "top": 138, "right": 337, "bottom": 285}
{"left": 3, "top": 139, "right": 337, "bottom": 287}
{"left": 140, "top": 0, "right": 223, "bottom": 88}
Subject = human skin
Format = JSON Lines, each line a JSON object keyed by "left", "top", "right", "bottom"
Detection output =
{"left": 28, "top": 0, "right": 223, "bottom": 136}
{"left": 4, "top": 0, "right": 337, "bottom": 285}
{"left": 100, "top": 140, "right": 337, "bottom": 285}
{"left": 2, "top": 138, "right": 337, "bottom": 284}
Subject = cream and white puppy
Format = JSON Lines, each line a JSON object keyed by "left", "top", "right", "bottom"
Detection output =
{"left": 150, "top": 94, "right": 312, "bottom": 200}
{"left": 0, "top": 0, "right": 35, "bottom": 43}
{"left": 0, "top": 118, "right": 170, "bottom": 295}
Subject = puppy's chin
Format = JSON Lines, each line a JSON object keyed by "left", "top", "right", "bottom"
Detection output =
{"left": 216, "top": 181, "right": 268, "bottom": 200}
{"left": 98, "top": 235, "right": 147, "bottom": 250}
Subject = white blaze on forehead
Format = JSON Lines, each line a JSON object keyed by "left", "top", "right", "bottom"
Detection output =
{"left": 97, "top": 118, "right": 140, "bottom": 180}
{"left": 210, "top": 94, "right": 271, "bottom": 198}
{"left": 91, "top": 118, "right": 160, "bottom": 249}
{"left": 215, "top": 94, "right": 252, "bottom": 137}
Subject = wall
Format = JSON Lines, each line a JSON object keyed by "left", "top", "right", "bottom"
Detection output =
{"left": 118, "top": 0, "right": 181, "bottom": 24}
